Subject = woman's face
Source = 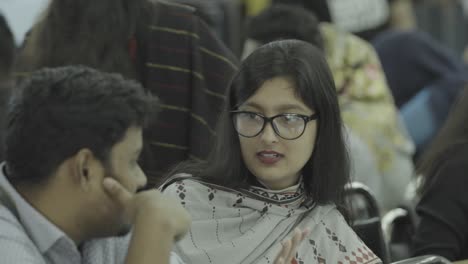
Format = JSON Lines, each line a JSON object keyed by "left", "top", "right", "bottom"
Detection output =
{"left": 236, "top": 77, "right": 318, "bottom": 190}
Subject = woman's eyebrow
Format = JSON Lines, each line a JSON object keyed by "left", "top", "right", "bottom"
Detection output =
{"left": 274, "top": 104, "right": 309, "bottom": 113}
{"left": 241, "top": 102, "right": 310, "bottom": 113}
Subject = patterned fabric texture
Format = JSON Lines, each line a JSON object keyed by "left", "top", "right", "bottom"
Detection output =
{"left": 137, "top": 1, "right": 239, "bottom": 184}
{"left": 161, "top": 175, "right": 382, "bottom": 264}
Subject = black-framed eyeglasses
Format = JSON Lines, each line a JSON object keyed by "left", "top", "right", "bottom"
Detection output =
{"left": 230, "top": 111, "right": 318, "bottom": 140}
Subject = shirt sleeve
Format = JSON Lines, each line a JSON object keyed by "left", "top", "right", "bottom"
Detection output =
{"left": 86, "top": 232, "right": 186, "bottom": 264}
{"left": 0, "top": 238, "right": 47, "bottom": 263}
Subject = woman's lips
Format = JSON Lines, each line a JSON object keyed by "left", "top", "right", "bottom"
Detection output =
{"left": 256, "top": 151, "right": 283, "bottom": 165}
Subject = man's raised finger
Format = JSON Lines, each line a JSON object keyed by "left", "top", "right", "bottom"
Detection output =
{"left": 102, "top": 177, "right": 132, "bottom": 205}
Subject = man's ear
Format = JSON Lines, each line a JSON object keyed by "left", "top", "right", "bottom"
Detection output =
{"left": 74, "top": 148, "right": 96, "bottom": 190}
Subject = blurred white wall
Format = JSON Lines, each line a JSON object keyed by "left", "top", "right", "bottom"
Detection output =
{"left": 0, "top": 0, "right": 49, "bottom": 45}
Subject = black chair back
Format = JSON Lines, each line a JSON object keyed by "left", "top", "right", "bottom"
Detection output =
{"left": 345, "top": 182, "right": 390, "bottom": 263}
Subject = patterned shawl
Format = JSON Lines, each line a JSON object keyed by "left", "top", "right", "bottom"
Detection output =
{"left": 161, "top": 175, "right": 382, "bottom": 264}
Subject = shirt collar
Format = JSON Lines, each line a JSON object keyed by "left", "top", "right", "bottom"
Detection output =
{"left": 0, "top": 162, "right": 71, "bottom": 253}
{"left": 254, "top": 175, "right": 303, "bottom": 192}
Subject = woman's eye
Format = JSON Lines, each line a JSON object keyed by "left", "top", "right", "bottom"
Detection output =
{"left": 248, "top": 113, "right": 259, "bottom": 119}
{"left": 241, "top": 112, "right": 260, "bottom": 120}
{"left": 282, "top": 115, "right": 301, "bottom": 123}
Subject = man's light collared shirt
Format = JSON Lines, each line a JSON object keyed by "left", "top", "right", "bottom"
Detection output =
{"left": 0, "top": 163, "right": 183, "bottom": 263}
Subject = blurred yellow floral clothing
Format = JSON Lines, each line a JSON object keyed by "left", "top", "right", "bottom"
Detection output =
{"left": 321, "top": 23, "right": 415, "bottom": 211}
{"left": 242, "top": 0, "right": 271, "bottom": 16}
{"left": 321, "top": 23, "right": 414, "bottom": 168}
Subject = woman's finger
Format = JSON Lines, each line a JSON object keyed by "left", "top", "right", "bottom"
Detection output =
{"left": 301, "top": 228, "right": 311, "bottom": 241}
{"left": 285, "top": 228, "right": 302, "bottom": 262}
{"left": 274, "top": 239, "right": 292, "bottom": 264}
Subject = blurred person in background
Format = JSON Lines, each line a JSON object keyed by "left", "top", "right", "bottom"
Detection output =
{"left": 373, "top": 30, "right": 468, "bottom": 156}
{"left": 0, "top": 13, "right": 15, "bottom": 161}
{"left": 0, "top": 0, "right": 49, "bottom": 45}
{"left": 412, "top": 85, "right": 468, "bottom": 261}
{"left": 13, "top": 0, "right": 239, "bottom": 186}
{"left": 270, "top": 0, "right": 416, "bottom": 41}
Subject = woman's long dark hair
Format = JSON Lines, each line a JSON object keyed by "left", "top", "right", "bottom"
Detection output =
{"left": 168, "top": 40, "right": 349, "bottom": 208}
{"left": 417, "top": 85, "right": 468, "bottom": 195}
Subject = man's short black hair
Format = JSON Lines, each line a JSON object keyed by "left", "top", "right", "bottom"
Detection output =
{"left": 5, "top": 65, "right": 158, "bottom": 184}
{"left": 246, "top": 4, "right": 324, "bottom": 50}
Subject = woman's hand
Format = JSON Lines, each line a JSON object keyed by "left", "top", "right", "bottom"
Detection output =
{"left": 274, "top": 228, "right": 311, "bottom": 264}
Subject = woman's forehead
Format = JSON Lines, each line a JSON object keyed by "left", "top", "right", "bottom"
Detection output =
{"left": 241, "top": 77, "right": 312, "bottom": 112}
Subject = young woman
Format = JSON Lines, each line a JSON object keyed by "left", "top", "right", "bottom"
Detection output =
{"left": 161, "top": 40, "right": 381, "bottom": 264}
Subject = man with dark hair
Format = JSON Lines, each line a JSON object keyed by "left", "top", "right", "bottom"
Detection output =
{"left": 0, "top": 65, "right": 191, "bottom": 264}
{"left": 245, "top": 4, "right": 324, "bottom": 51}
{"left": 272, "top": 0, "right": 394, "bottom": 41}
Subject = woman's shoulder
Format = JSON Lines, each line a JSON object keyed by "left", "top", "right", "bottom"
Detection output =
{"left": 308, "top": 204, "right": 357, "bottom": 235}
{"left": 307, "top": 203, "right": 346, "bottom": 224}
{"left": 160, "top": 173, "right": 191, "bottom": 187}
{"left": 160, "top": 174, "right": 213, "bottom": 207}
{"left": 161, "top": 173, "right": 223, "bottom": 198}
{"left": 160, "top": 173, "right": 197, "bottom": 193}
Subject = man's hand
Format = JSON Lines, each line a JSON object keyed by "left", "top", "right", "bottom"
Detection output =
{"left": 102, "top": 177, "right": 190, "bottom": 241}
{"left": 274, "top": 228, "right": 311, "bottom": 264}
